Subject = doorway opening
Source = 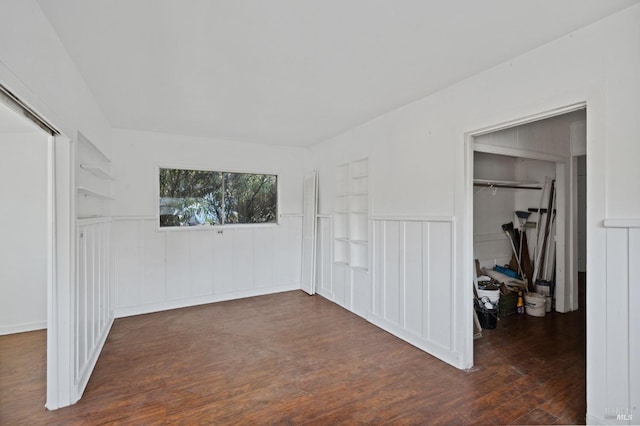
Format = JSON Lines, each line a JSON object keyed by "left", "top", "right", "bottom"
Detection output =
{"left": 0, "top": 100, "right": 52, "bottom": 407}
{"left": 0, "top": 83, "right": 64, "bottom": 410}
{"left": 469, "top": 106, "right": 587, "bottom": 421}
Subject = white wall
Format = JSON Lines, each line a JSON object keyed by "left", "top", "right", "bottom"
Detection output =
{"left": 110, "top": 129, "right": 307, "bottom": 317}
{"left": 0, "top": 132, "right": 48, "bottom": 334}
{"left": 0, "top": 0, "right": 111, "bottom": 154}
{"left": 473, "top": 153, "right": 517, "bottom": 269}
{"left": 310, "top": 5, "right": 640, "bottom": 423}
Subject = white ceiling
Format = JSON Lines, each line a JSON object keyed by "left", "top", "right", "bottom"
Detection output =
{"left": 37, "top": 0, "right": 639, "bottom": 146}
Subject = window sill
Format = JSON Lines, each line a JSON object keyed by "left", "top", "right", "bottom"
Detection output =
{"left": 158, "top": 222, "right": 280, "bottom": 232}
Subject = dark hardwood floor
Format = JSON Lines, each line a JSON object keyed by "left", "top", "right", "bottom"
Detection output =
{"left": 1, "top": 288, "right": 585, "bottom": 425}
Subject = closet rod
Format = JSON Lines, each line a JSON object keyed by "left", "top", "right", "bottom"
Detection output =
{"left": 473, "top": 183, "right": 541, "bottom": 190}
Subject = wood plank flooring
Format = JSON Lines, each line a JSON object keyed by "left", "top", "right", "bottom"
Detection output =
{"left": 1, "top": 289, "right": 585, "bottom": 424}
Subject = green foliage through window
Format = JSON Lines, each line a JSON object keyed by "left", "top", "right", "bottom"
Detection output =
{"left": 159, "top": 168, "right": 277, "bottom": 227}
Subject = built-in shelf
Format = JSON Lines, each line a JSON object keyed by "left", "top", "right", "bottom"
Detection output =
{"left": 76, "top": 132, "right": 114, "bottom": 219}
{"left": 334, "top": 158, "right": 369, "bottom": 271}
{"left": 80, "top": 164, "right": 114, "bottom": 180}
{"left": 77, "top": 186, "right": 114, "bottom": 200}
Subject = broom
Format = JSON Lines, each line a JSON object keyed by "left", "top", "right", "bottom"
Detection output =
{"left": 501, "top": 222, "right": 524, "bottom": 280}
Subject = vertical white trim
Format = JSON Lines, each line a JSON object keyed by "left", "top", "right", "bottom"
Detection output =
{"left": 422, "top": 222, "right": 430, "bottom": 340}
{"left": 46, "top": 134, "right": 75, "bottom": 410}
{"left": 555, "top": 162, "right": 568, "bottom": 312}
{"left": 399, "top": 222, "right": 405, "bottom": 328}
{"left": 569, "top": 156, "right": 580, "bottom": 311}
{"left": 46, "top": 135, "right": 56, "bottom": 408}
{"left": 449, "top": 218, "right": 457, "bottom": 356}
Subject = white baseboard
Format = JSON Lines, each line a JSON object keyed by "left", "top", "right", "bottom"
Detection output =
{"left": 0, "top": 321, "right": 47, "bottom": 336}
{"left": 367, "top": 313, "right": 464, "bottom": 369}
{"left": 316, "top": 288, "right": 335, "bottom": 301}
{"left": 114, "top": 284, "right": 301, "bottom": 318}
{"left": 585, "top": 414, "right": 607, "bottom": 424}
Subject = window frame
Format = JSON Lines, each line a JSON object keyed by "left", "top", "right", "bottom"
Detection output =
{"left": 156, "top": 163, "right": 280, "bottom": 231}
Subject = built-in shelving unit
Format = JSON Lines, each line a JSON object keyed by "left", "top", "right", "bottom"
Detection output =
{"left": 77, "top": 186, "right": 115, "bottom": 200}
{"left": 334, "top": 158, "right": 369, "bottom": 271}
{"left": 79, "top": 164, "right": 114, "bottom": 180}
{"left": 334, "top": 163, "right": 350, "bottom": 265}
{"left": 76, "top": 132, "right": 113, "bottom": 219}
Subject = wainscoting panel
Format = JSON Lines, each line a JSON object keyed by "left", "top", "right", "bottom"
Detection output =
{"left": 314, "top": 214, "right": 461, "bottom": 366}
{"left": 427, "top": 221, "right": 452, "bottom": 350}
{"left": 331, "top": 263, "right": 350, "bottom": 309}
{"left": 603, "top": 222, "right": 640, "bottom": 416}
{"left": 352, "top": 268, "right": 371, "bottom": 318}
{"left": 75, "top": 218, "right": 113, "bottom": 395}
{"left": 113, "top": 216, "right": 303, "bottom": 317}
{"left": 630, "top": 228, "right": 640, "bottom": 412}
{"left": 387, "top": 221, "right": 404, "bottom": 326}
{"left": 140, "top": 220, "right": 166, "bottom": 305}
{"left": 369, "top": 217, "right": 457, "bottom": 365}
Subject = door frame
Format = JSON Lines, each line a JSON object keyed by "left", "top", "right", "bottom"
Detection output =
{"left": 463, "top": 101, "right": 586, "bottom": 362}
{"left": 46, "top": 134, "right": 76, "bottom": 409}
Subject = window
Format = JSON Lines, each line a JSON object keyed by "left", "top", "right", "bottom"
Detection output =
{"left": 159, "top": 168, "right": 277, "bottom": 228}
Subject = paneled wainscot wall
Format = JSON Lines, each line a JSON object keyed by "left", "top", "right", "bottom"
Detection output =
{"left": 316, "top": 215, "right": 461, "bottom": 368}
{"left": 76, "top": 217, "right": 113, "bottom": 394}
{"left": 602, "top": 219, "right": 640, "bottom": 416}
{"left": 112, "top": 215, "right": 303, "bottom": 317}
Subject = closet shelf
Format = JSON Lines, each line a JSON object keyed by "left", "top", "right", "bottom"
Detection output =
{"left": 473, "top": 179, "right": 541, "bottom": 190}
{"left": 80, "top": 164, "right": 114, "bottom": 180}
{"left": 77, "top": 186, "right": 114, "bottom": 200}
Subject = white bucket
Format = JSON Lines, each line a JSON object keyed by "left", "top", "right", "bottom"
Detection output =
{"left": 477, "top": 288, "right": 500, "bottom": 304}
{"left": 545, "top": 296, "right": 552, "bottom": 312}
{"left": 536, "top": 283, "right": 551, "bottom": 296}
{"left": 524, "top": 293, "right": 546, "bottom": 317}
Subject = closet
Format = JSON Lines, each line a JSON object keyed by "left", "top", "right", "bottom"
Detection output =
{"left": 474, "top": 153, "right": 557, "bottom": 307}
{"left": 0, "top": 103, "right": 50, "bottom": 335}
{"left": 472, "top": 108, "right": 586, "bottom": 318}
